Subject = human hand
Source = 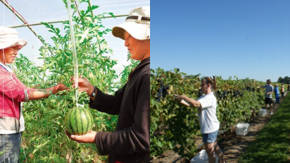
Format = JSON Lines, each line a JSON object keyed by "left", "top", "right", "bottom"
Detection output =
{"left": 173, "top": 94, "right": 187, "bottom": 100}
{"left": 51, "top": 83, "right": 68, "bottom": 94}
{"left": 71, "top": 77, "right": 95, "bottom": 96}
{"left": 66, "top": 130, "right": 97, "bottom": 143}
{"left": 173, "top": 94, "right": 190, "bottom": 106}
{"left": 173, "top": 94, "right": 180, "bottom": 99}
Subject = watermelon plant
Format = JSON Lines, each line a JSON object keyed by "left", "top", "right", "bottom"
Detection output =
{"left": 13, "top": 0, "right": 136, "bottom": 162}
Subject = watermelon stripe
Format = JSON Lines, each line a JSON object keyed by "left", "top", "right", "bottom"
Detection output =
{"left": 70, "top": 109, "right": 76, "bottom": 134}
{"left": 70, "top": 109, "right": 77, "bottom": 134}
{"left": 84, "top": 109, "right": 89, "bottom": 131}
{"left": 65, "top": 108, "right": 94, "bottom": 135}
{"left": 89, "top": 110, "right": 94, "bottom": 130}
{"left": 77, "top": 109, "right": 82, "bottom": 134}
{"left": 85, "top": 109, "right": 92, "bottom": 131}
{"left": 80, "top": 109, "right": 84, "bottom": 134}
{"left": 74, "top": 109, "right": 79, "bottom": 134}
{"left": 88, "top": 109, "right": 93, "bottom": 130}
{"left": 81, "top": 110, "right": 87, "bottom": 133}
{"left": 80, "top": 109, "right": 85, "bottom": 134}
{"left": 86, "top": 109, "right": 91, "bottom": 131}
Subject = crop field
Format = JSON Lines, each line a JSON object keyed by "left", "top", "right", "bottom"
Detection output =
{"left": 2, "top": 0, "right": 289, "bottom": 162}
{"left": 150, "top": 68, "right": 288, "bottom": 162}
{"left": 9, "top": 0, "right": 136, "bottom": 162}
{"left": 239, "top": 94, "right": 290, "bottom": 163}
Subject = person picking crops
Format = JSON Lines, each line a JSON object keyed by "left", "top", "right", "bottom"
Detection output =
{"left": 0, "top": 26, "right": 67, "bottom": 162}
{"left": 68, "top": 6, "right": 150, "bottom": 163}
{"left": 263, "top": 79, "right": 274, "bottom": 115}
{"left": 175, "top": 77, "right": 225, "bottom": 163}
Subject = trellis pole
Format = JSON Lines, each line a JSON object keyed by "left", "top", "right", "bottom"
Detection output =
{"left": 0, "top": 0, "right": 54, "bottom": 56}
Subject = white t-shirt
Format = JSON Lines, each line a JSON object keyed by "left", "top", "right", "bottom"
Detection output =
{"left": 197, "top": 92, "right": 220, "bottom": 134}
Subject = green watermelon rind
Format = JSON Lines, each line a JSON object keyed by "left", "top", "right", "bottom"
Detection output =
{"left": 65, "top": 107, "right": 94, "bottom": 135}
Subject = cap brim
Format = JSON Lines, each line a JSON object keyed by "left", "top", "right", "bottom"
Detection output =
{"left": 112, "top": 22, "right": 150, "bottom": 40}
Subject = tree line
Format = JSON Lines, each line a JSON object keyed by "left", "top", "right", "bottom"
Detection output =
{"left": 278, "top": 76, "right": 290, "bottom": 84}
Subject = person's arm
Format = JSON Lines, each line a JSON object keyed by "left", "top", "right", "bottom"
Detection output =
{"left": 0, "top": 73, "right": 67, "bottom": 102}
{"left": 69, "top": 74, "right": 150, "bottom": 155}
{"left": 181, "top": 95, "right": 201, "bottom": 108}
{"left": 176, "top": 95, "right": 201, "bottom": 108}
{"left": 28, "top": 83, "right": 67, "bottom": 100}
{"left": 95, "top": 74, "right": 150, "bottom": 155}
{"left": 89, "top": 86, "right": 125, "bottom": 115}
{"left": 73, "top": 77, "right": 125, "bottom": 115}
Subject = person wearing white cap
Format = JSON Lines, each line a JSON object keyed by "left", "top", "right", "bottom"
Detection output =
{"left": 0, "top": 26, "right": 67, "bottom": 162}
{"left": 68, "top": 6, "right": 150, "bottom": 163}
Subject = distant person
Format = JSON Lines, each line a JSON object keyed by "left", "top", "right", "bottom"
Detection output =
{"left": 156, "top": 79, "right": 169, "bottom": 101}
{"left": 175, "top": 77, "right": 225, "bottom": 163}
{"left": 281, "top": 84, "right": 285, "bottom": 98}
{"left": 0, "top": 26, "right": 67, "bottom": 162}
{"left": 274, "top": 84, "right": 280, "bottom": 104}
{"left": 263, "top": 79, "right": 274, "bottom": 115}
{"left": 68, "top": 6, "right": 150, "bottom": 163}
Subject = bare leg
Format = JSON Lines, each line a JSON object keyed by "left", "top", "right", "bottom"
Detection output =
{"left": 205, "top": 143, "right": 216, "bottom": 163}
{"left": 265, "top": 103, "right": 269, "bottom": 110}
{"left": 214, "top": 142, "right": 225, "bottom": 163}
{"left": 270, "top": 102, "right": 274, "bottom": 114}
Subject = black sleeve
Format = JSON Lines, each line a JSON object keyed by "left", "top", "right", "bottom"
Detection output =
{"left": 94, "top": 74, "right": 150, "bottom": 155}
{"left": 89, "top": 85, "right": 126, "bottom": 115}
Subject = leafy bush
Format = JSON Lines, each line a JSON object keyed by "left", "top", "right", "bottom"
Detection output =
{"left": 150, "top": 68, "right": 264, "bottom": 159}
{"left": 14, "top": 0, "right": 135, "bottom": 162}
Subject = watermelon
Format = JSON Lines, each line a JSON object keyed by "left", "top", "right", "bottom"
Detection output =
{"left": 65, "top": 107, "right": 94, "bottom": 135}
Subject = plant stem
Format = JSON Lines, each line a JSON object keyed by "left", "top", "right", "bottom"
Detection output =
{"left": 87, "top": 0, "right": 102, "bottom": 52}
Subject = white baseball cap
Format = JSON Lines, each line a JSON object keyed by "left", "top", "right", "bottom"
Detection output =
{"left": 0, "top": 26, "right": 27, "bottom": 50}
{"left": 112, "top": 6, "right": 150, "bottom": 40}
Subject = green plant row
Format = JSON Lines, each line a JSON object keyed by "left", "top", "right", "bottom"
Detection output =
{"left": 239, "top": 94, "right": 290, "bottom": 163}
{"left": 150, "top": 68, "right": 265, "bottom": 159}
{"left": 13, "top": 0, "right": 137, "bottom": 162}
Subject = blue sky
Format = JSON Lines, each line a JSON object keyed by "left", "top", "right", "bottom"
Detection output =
{"left": 151, "top": 0, "right": 290, "bottom": 81}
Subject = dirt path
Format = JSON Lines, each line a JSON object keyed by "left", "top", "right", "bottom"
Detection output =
{"left": 151, "top": 95, "right": 287, "bottom": 163}
{"left": 151, "top": 113, "right": 275, "bottom": 163}
{"left": 219, "top": 101, "right": 282, "bottom": 163}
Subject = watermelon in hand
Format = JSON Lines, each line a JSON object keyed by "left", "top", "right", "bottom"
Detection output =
{"left": 65, "top": 107, "right": 94, "bottom": 135}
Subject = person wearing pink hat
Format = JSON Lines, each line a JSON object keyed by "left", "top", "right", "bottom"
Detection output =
{"left": 0, "top": 26, "right": 67, "bottom": 162}
{"left": 68, "top": 6, "right": 150, "bottom": 163}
